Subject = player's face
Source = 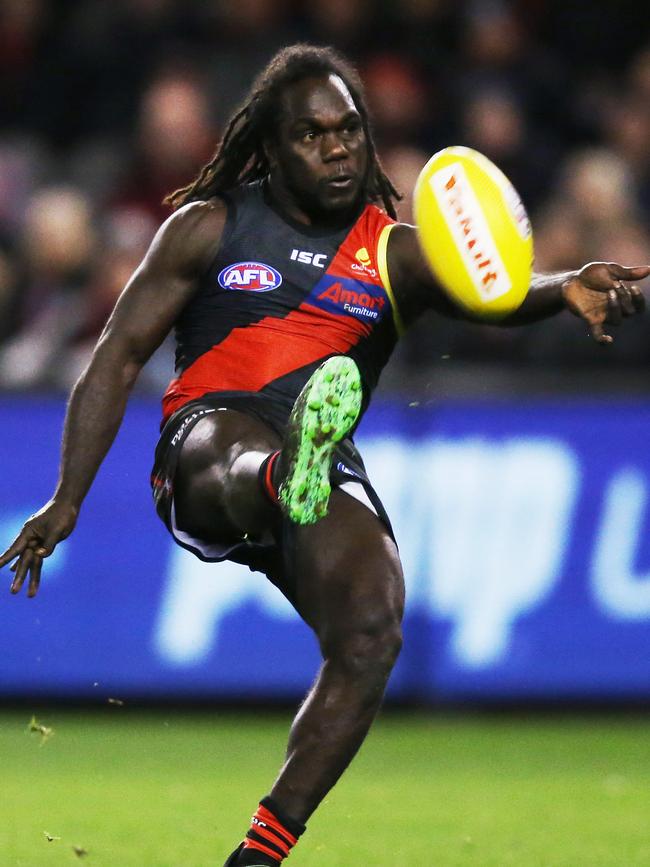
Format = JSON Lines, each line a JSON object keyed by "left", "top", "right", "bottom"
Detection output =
{"left": 268, "top": 74, "right": 369, "bottom": 223}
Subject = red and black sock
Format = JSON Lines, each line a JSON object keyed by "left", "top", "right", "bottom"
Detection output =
{"left": 238, "top": 796, "right": 305, "bottom": 865}
{"left": 258, "top": 450, "right": 282, "bottom": 505}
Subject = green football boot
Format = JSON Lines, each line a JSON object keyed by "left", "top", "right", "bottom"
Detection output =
{"left": 279, "top": 355, "right": 362, "bottom": 525}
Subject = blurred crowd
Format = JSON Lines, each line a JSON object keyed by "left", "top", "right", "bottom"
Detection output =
{"left": 1, "top": 0, "right": 649, "bottom": 395}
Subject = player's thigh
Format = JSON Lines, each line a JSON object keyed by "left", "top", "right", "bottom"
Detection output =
{"left": 290, "top": 489, "right": 405, "bottom": 652}
{"left": 174, "top": 408, "right": 281, "bottom": 539}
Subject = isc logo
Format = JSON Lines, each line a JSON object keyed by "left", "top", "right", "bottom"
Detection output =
{"left": 290, "top": 248, "right": 327, "bottom": 268}
{"left": 218, "top": 261, "right": 282, "bottom": 292}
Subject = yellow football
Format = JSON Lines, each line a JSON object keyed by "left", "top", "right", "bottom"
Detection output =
{"left": 413, "top": 146, "right": 534, "bottom": 318}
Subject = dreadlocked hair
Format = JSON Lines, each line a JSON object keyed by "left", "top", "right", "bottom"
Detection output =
{"left": 164, "top": 43, "right": 401, "bottom": 218}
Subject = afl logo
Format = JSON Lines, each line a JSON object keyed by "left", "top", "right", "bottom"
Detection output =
{"left": 218, "top": 261, "right": 282, "bottom": 292}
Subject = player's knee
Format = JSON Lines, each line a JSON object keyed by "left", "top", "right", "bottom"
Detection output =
{"left": 326, "top": 612, "right": 403, "bottom": 687}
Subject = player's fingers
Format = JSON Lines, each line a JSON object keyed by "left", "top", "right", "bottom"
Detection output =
{"left": 607, "top": 264, "right": 650, "bottom": 281}
{"left": 589, "top": 321, "right": 613, "bottom": 345}
{"left": 0, "top": 534, "right": 31, "bottom": 569}
{"left": 606, "top": 289, "right": 622, "bottom": 326}
{"left": 631, "top": 285, "right": 646, "bottom": 312}
{"left": 27, "top": 556, "right": 43, "bottom": 598}
{"left": 33, "top": 529, "right": 62, "bottom": 559}
{"left": 616, "top": 282, "right": 635, "bottom": 316}
{"left": 10, "top": 550, "right": 34, "bottom": 594}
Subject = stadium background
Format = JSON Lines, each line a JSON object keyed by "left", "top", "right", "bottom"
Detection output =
{"left": 2, "top": 1, "right": 650, "bottom": 865}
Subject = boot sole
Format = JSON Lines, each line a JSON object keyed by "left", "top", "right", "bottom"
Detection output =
{"left": 279, "top": 356, "right": 362, "bottom": 524}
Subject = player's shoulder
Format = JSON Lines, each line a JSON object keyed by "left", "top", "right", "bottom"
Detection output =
{"left": 162, "top": 197, "right": 227, "bottom": 241}
{"left": 358, "top": 202, "right": 396, "bottom": 234}
{"left": 151, "top": 198, "right": 228, "bottom": 276}
{"left": 383, "top": 221, "right": 459, "bottom": 323}
{"left": 350, "top": 203, "right": 397, "bottom": 264}
{"left": 385, "top": 221, "right": 430, "bottom": 283}
{"left": 388, "top": 220, "right": 417, "bottom": 246}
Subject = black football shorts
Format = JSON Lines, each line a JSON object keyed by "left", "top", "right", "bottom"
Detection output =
{"left": 150, "top": 392, "right": 395, "bottom": 604}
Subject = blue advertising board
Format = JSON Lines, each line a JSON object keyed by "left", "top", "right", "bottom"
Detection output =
{"left": 1, "top": 395, "right": 650, "bottom": 701}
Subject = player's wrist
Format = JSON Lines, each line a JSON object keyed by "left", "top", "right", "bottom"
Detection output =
{"left": 51, "top": 490, "right": 82, "bottom": 515}
{"left": 559, "top": 270, "right": 580, "bottom": 302}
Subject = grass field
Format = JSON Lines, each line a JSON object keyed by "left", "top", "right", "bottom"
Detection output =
{"left": 2, "top": 708, "right": 650, "bottom": 866}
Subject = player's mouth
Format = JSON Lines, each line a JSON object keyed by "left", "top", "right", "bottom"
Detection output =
{"left": 325, "top": 173, "right": 355, "bottom": 190}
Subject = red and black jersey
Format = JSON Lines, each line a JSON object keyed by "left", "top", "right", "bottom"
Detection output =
{"left": 161, "top": 181, "right": 404, "bottom": 426}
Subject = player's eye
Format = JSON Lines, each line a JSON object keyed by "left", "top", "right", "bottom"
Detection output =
{"left": 342, "top": 120, "right": 361, "bottom": 136}
{"left": 301, "top": 130, "right": 318, "bottom": 143}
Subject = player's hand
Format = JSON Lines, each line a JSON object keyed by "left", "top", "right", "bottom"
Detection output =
{"left": 562, "top": 262, "right": 648, "bottom": 344}
{"left": 0, "top": 500, "right": 78, "bottom": 598}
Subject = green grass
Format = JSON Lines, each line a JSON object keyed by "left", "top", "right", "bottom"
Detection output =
{"left": 2, "top": 709, "right": 650, "bottom": 866}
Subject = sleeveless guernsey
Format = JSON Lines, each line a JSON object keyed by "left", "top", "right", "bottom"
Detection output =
{"left": 161, "top": 181, "right": 404, "bottom": 426}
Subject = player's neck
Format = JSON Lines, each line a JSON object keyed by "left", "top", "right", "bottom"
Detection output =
{"left": 264, "top": 177, "right": 361, "bottom": 232}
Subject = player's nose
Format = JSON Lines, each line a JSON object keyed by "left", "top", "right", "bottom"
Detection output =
{"left": 321, "top": 131, "right": 348, "bottom": 161}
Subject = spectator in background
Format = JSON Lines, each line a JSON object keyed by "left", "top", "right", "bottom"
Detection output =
{"left": 0, "top": 0, "right": 48, "bottom": 135}
{"left": 362, "top": 52, "right": 439, "bottom": 222}
{"left": 0, "top": 187, "right": 95, "bottom": 389}
{"left": 55, "top": 206, "right": 159, "bottom": 392}
{"left": 459, "top": 86, "right": 557, "bottom": 213}
{"left": 113, "top": 68, "right": 217, "bottom": 225}
{"left": 381, "top": 145, "right": 430, "bottom": 224}
{"left": 0, "top": 235, "right": 24, "bottom": 346}
{"left": 452, "top": 2, "right": 564, "bottom": 212}
{"left": 301, "top": 0, "right": 374, "bottom": 59}
{"left": 527, "top": 147, "right": 650, "bottom": 366}
{"left": 363, "top": 54, "right": 431, "bottom": 151}
{"left": 531, "top": 202, "right": 585, "bottom": 273}
{"left": 628, "top": 43, "right": 650, "bottom": 98}
{"left": 0, "top": 0, "right": 649, "bottom": 384}
{"left": 25, "top": 0, "right": 195, "bottom": 149}
{"left": 201, "top": 0, "right": 298, "bottom": 128}
{"left": 535, "top": 148, "right": 646, "bottom": 269}
{"left": 0, "top": 136, "right": 50, "bottom": 232}
{"left": 601, "top": 56, "right": 650, "bottom": 223}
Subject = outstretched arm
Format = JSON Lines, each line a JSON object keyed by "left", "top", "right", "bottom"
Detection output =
{"left": 386, "top": 223, "right": 647, "bottom": 339}
{"left": 0, "top": 199, "right": 226, "bottom": 597}
{"left": 500, "top": 263, "right": 647, "bottom": 343}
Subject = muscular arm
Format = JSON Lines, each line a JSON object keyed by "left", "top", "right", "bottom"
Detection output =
{"left": 0, "top": 199, "right": 227, "bottom": 595}
{"left": 55, "top": 200, "right": 225, "bottom": 507}
{"left": 497, "top": 271, "right": 572, "bottom": 324}
{"left": 386, "top": 223, "right": 646, "bottom": 340}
